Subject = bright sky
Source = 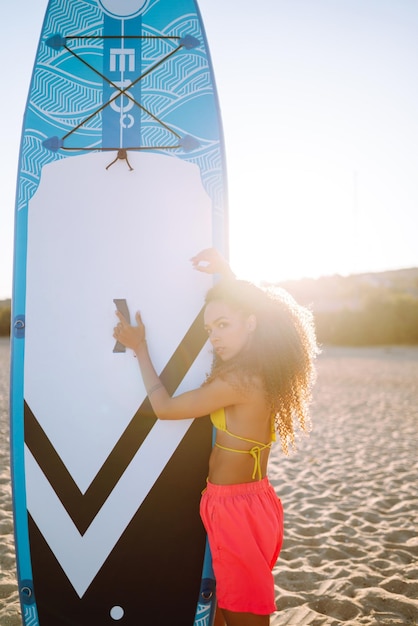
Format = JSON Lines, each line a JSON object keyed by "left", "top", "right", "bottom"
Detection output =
{"left": 1, "top": 0, "right": 418, "bottom": 297}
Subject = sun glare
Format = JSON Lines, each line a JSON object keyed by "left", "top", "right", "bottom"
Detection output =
{"left": 229, "top": 163, "right": 356, "bottom": 284}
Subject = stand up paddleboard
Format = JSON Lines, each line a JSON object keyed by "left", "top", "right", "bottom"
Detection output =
{"left": 10, "top": 1, "right": 227, "bottom": 624}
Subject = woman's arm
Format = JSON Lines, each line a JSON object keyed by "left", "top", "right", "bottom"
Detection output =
{"left": 114, "top": 311, "right": 243, "bottom": 420}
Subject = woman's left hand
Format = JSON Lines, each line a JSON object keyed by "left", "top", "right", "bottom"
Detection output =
{"left": 190, "top": 248, "right": 235, "bottom": 278}
{"left": 113, "top": 311, "right": 146, "bottom": 353}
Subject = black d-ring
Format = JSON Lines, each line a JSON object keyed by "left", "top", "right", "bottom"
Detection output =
{"left": 20, "top": 580, "right": 35, "bottom": 605}
{"left": 14, "top": 315, "right": 25, "bottom": 338}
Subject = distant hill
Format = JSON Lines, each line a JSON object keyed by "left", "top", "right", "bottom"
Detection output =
{"left": 266, "top": 268, "right": 418, "bottom": 346}
{"left": 0, "top": 300, "right": 11, "bottom": 336}
{"left": 270, "top": 267, "right": 418, "bottom": 312}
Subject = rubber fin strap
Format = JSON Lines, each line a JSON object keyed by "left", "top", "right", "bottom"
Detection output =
{"left": 24, "top": 307, "right": 207, "bottom": 535}
{"left": 43, "top": 34, "right": 200, "bottom": 154}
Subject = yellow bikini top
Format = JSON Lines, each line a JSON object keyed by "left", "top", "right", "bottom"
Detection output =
{"left": 210, "top": 408, "right": 276, "bottom": 481}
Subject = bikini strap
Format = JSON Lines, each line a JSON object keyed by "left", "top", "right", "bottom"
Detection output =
{"left": 214, "top": 439, "right": 272, "bottom": 481}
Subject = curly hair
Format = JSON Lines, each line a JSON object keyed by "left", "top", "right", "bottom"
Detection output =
{"left": 203, "top": 279, "right": 319, "bottom": 454}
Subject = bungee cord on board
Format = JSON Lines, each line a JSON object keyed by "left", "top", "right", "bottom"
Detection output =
{"left": 43, "top": 33, "right": 200, "bottom": 162}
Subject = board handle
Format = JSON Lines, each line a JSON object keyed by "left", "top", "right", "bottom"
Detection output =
{"left": 113, "top": 299, "right": 131, "bottom": 353}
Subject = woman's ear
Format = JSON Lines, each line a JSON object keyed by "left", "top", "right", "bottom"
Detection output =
{"left": 246, "top": 314, "right": 257, "bottom": 333}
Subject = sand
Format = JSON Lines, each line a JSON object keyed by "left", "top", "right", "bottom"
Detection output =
{"left": 270, "top": 346, "right": 418, "bottom": 626}
{"left": 1, "top": 337, "right": 417, "bottom": 625}
{"left": 0, "top": 338, "right": 21, "bottom": 626}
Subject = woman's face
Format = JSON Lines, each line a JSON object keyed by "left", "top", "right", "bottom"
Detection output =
{"left": 203, "top": 300, "right": 256, "bottom": 361}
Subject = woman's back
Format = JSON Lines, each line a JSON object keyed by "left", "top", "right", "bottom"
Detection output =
{"left": 208, "top": 384, "right": 274, "bottom": 485}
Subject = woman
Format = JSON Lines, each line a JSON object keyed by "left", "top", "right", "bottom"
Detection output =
{"left": 113, "top": 249, "right": 318, "bottom": 626}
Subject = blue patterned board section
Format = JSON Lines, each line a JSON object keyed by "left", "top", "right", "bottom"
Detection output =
{"left": 17, "top": 0, "right": 226, "bottom": 228}
{"left": 194, "top": 602, "right": 214, "bottom": 626}
{"left": 23, "top": 606, "right": 39, "bottom": 626}
{"left": 193, "top": 539, "right": 218, "bottom": 626}
{"left": 17, "top": 0, "right": 103, "bottom": 211}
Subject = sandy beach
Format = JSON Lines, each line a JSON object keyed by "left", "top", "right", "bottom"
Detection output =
{"left": 0, "top": 338, "right": 21, "bottom": 626}
{"left": 1, "top": 337, "right": 417, "bottom": 625}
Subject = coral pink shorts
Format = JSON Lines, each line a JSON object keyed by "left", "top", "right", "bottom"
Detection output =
{"left": 200, "top": 477, "right": 284, "bottom": 615}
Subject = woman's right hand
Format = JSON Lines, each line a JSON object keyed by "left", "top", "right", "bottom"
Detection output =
{"left": 190, "top": 248, "right": 235, "bottom": 278}
{"left": 113, "top": 311, "right": 146, "bottom": 353}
